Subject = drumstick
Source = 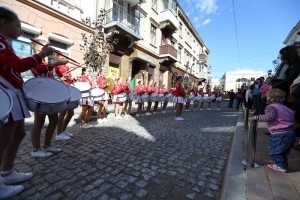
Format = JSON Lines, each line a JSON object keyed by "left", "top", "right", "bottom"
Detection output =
{"left": 30, "top": 38, "right": 80, "bottom": 64}
{"left": 64, "top": 63, "right": 85, "bottom": 74}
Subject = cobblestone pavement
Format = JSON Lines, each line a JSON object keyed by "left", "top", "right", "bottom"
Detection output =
{"left": 11, "top": 104, "right": 238, "bottom": 200}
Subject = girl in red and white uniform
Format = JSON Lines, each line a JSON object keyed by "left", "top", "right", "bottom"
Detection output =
{"left": 96, "top": 70, "right": 109, "bottom": 123}
{"left": 206, "top": 89, "right": 213, "bottom": 110}
{"left": 152, "top": 82, "right": 160, "bottom": 114}
{"left": 184, "top": 85, "right": 191, "bottom": 111}
{"left": 198, "top": 88, "right": 205, "bottom": 110}
{"left": 190, "top": 82, "right": 198, "bottom": 111}
{"left": 30, "top": 39, "right": 69, "bottom": 158}
{"left": 134, "top": 80, "right": 145, "bottom": 117}
{"left": 174, "top": 76, "right": 185, "bottom": 120}
{"left": 215, "top": 89, "right": 223, "bottom": 110}
{"left": 79, "top": 67, "right": 93, "bottom": 128}
{"left": 55, "top": 53, "right": 76, "bottom": 139}
{"left": 160, "top": 84, "right": 169, "bottom": 113}
{"left": 0, "top": 7, "right": 54, "bottom": 198}
{"left": 123, "top": 77, "right": 132, "bottom": 117}
{"left": 145, "top": 80, "right": 154, "bottom": 116}
{"left": 112, "top": 77, "right": 124, "bottom": 119}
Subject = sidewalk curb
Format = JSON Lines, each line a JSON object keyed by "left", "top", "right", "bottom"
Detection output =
{"left": 220, "top": 111, "right": 247, "bottom": 200}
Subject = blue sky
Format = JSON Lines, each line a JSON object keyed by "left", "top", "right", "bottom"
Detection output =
{"left": 177, "top": 0, "right": 300, "bottom": 78}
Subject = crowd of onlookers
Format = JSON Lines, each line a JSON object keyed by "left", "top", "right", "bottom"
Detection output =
{"left": 226, "top": 45, "right": 300, "bottom": 173}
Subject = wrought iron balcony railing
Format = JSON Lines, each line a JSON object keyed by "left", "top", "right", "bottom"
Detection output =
{"left": 105, "top": 6, "right": 140, "bottom": 34}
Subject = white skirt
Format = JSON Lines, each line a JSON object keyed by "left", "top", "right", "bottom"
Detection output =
{"left": 135, "top": 95, "right": 142, "bottom": 104}
{"left": 174, "top": 96, "right": 184, "bottom": 104}
{"left": 79, "top": 97, "right": 93, "bottom": 107}
{"left": 7, "top": 89, "right": 31, "bottom": 122}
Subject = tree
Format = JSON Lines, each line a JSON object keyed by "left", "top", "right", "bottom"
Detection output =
{"left": 80, "top": 9, "right": 114, "bottom": 72}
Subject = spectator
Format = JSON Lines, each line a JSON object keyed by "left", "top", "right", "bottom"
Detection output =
{"left": 252, "top": 78, "right": 262, "bottom": 115}
{"left": 245, "top": 84, "right": 254, "bottom": 109}
{"left": 228, "top": 89, "right": 235, "bottom": 108}
{"left": 249, "top": 88, "right": 295, "bottom": 173}
{"left": 260, "top": 77, "right": 273, "bottom": 114}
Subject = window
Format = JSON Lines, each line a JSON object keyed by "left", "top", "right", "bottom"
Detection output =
{"left": 48, "top": 39, "right": 69, "bottom": 64}
{"left": 179, "top": 22, "right": 182, "bottom": 37}
{"left": 152, "top": 0, "right": 157, "bottom": 11}
{"left": 162, "top": 0, "right": 168, "bottom": 10}
{"left": 178, "top": 46, "right": 182, "bottom": 62}
{"left": 150, "top": 24, "right": 156, "bottom": 46}
{"left": 8, "top": 32, "right": 35, "bottom": 58}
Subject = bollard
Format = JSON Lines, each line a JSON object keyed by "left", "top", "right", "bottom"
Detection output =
{"left": 243, "top": 108, "right": 249, "bottom": 131}
{"left": 246, "top": 119, "right": 258, "bottom": 168}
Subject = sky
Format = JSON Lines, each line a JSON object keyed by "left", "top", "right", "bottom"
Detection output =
{"left": 177, "top": 0, "right": 300, "bottom": 78}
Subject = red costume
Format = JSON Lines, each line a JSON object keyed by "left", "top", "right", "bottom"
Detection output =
{"left": 80, "top": 75, "right": 92, "bottom": 86}
{"left": 112, "top": 83, "right": 124, "bottom": 95}
{"left": 123, "top": 83, "right": 131, "bottom": 94}
{"left": 96, "top": 75, "right": 106, "bottom": 89}
{"left": 160, "top": 88, "right": 168, "bottom": 94}
{"left": 174, "top": 82, "right": 184, "bottom": 97}
{"left": 215, "top": 91, "right": 223, "bottom": 97}
{"left": 0, "top": 35, "right": 42, "bottom": 89}
{"left": 134, "top": 85, "right": 145, "bottom": 95}
{"left": 198, "top": 90, "right": 204, "bottom": 97}
{"left": 55, "top": 65, "right": 74, "bottom": 85}
{"left": 31, "top": 60, "right": 55, "bottom": 78}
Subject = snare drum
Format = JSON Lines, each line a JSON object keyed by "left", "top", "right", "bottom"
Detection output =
{"left": 90, "top": 88, "right": 105, "bottom": 101}
{"left": 202, "top": 95, "right": 209, "bottom": 102}
{"left": 158, "top": 94, "right": 165, "bottom": 102}
{"left": 150, "top": 93, "right": 159, "bottom": 102}
{"left": 73, "top": 82, "right": 91, "bottom": 98}
{"left": 194, "top": 96, "right": 201, "bottom": 101}
{"left": 216, "top": 97, "right": 223, "bottom": 101}
{"left": 0, "top": 86, "right": 12, "bottom": 125}
{"left": 117, "top": 92, "right": 127, "bottom": 102}
{"left": 164, "top": 93, "right": 174, "bottom": 102}
{"left": 67, "top": 86, "right": 82, "bottom": 110}
{"left": 141, "top": 93, "right": 149, "bottom": 102}
{"left": 129, "top": 92, "right": 137, "bottom": 101}
{"left": 23, "top": 77, "right": 70, "bottom": 114}
{"left": 189, "top": 94, "right": 195, "bottom": 101}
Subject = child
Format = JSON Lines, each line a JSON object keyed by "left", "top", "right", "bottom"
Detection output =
{"left": 249, "top": 88, "right": 295, "bottom": 173}
{"left": 0, "top": 6, "right": 54, "bottom": 198}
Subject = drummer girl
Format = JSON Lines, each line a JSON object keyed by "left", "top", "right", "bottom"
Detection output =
{"left": 79, "top": 67, "right": 93, "bottom": 128}
{"left": 198, "top": 88, "right": 205, "bottom": 110}
{"left": 123, "top": 77, "right": 132, "bottom": 117}
{"left": 0, "top": 7, "right": 54, "bottom": 198}
{"left": 134, "top": 80, "right": 144, "bottom": 117}
{"left": 30, "top": 38, "right": 69, "bottom": 158}
{"left": 184, "top": 84, "right": 191, "bottom": 111}
{"left": 174, "top": 76, "right": 185, "bottom": 120}
{"left": 145, "top": 80, "right": 154, "bottom": 116}
{"left": 152, "top": 82, "right": 159, "bottom": 114}
{"left": 159, "top": 84, "right": 169, "bottom": 113}
{"left": 215, "top": 89, "right": 223, "bottom": 110}
{"left": 96, "top": 69, "right": 109, "bottom": 123}
{"left": 55, "top": 53, "right": 75, "bottom": 139}
{"left": 112, "top": 77, "right": 124, "bottom": 120}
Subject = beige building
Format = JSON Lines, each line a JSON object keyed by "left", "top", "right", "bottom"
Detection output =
{"left": 0, "top": 0, "right": 97, "bottom": 76}
{"left": 2, "top": 0, "right": 210, "bottom": 89}
{"left": 101, "top": 0, "right": 210, "bottom": 89}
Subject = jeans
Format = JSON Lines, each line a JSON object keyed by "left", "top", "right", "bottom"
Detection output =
{"left": 268, "top": 131, "right": 295, "bottom": 169}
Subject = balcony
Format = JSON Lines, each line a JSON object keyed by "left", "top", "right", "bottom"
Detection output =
{"left": 198, "top": 72, "right": 209, "bottom": 81}
{"left": 159, "top": 9, "right": 178, "bottom": 36}
{"left": 104, "top": 6, "right": 142, "bottom": 41}
{"left": 159, "top": 44, "right": 177, "bottom": 64}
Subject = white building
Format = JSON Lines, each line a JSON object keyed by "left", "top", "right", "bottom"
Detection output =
{"left": 224, "top": 69, "right": 265, "bottom": 92}
{"left": 284, "top": 20, "right": 300, "bottom": 55}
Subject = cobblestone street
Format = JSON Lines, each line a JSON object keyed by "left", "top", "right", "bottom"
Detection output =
{"left": 12, "top": 104, "right": 238, "bottom": 200}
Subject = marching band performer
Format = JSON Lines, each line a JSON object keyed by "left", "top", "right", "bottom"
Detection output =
{"left": 152, "top": 82, "right": 160, "bottom": 114}
{"left": 174, "top": 76, "right": 185, "bottom": 120}
{"left": 0, "top": 7, "right": 54, "bottom": 198}
{"left": 198, "top": 88, "right": 205, "bottom": 110}
{"left": 96, "top": 70, "right": 109, "bottom": 123}
{"left": 30, "top": 39, "right": 69, "bottom": 158}
{"left": 206, "top": 89, "right": 213, "bottom": 110}
{"left": 123, "top": 77, "right": 132, "bottom": 117}
{"left": 55, "top": 53, "right": 76, "bottom": 139}
{"left": 145, "top": 80, "right": 154, "bottom": 116}
{"left": 190, "top": 81, "right": 198, "bottom": 111}
{"left": 215, "top": 89, "right": 223, "bottom": 110}
{"left": 134, "top": 80, "right": 145, "bottom": 117}
{"left": 112, "top": 77, "right": 124, "bottom": 120}
{"left": 184, "top": 85, "right": 191, "bottom": 112}
{"left": 79, "top": 67, "right": 93, "bottom": 128}
{"left": 160, "top": 84, "right": 169, "bottom": 113}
